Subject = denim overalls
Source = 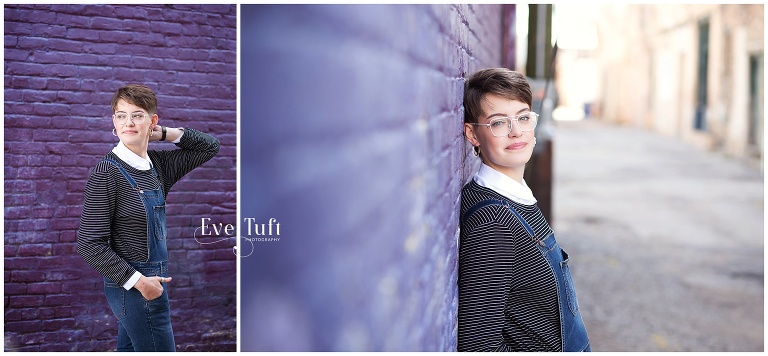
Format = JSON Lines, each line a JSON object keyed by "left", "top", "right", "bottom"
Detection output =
{"left": 101, "top": 158, "right": 176, "bottom": 352}
{"left": 464, "top": 199, "right": 591, "bottom": 352}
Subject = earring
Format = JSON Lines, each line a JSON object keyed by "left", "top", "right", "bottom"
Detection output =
{"left": 472, "top": 146, "right": 480, "bottom": 157}
{"left": 533, "top": 137, "right": 537, "bottom": 145}
{"left": 112, "top": 128, "right": 117, "bottom": 136}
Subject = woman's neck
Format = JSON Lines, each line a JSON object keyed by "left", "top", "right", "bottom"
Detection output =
{"left": 484, "top": 162, "right": 525, "bottom": 185}
{"left": 123, "top": 142, "right": 149, "bottom": 159}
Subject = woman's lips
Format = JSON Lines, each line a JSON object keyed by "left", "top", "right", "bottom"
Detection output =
{"left": 506, "top": 142, "right": 528, "bottom": 150}
{"left": 122, "top": 130, "right": 138, "bottom": 135}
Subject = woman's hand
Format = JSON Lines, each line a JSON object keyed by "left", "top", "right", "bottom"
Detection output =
{"left": 149, "top": 125, "right": 164, "bottom": 142}
{"left": 134, "top": 275, "right": 172, "bottom": 300}
{"left": 149, "top": 125, "right": 184, "bottom": 143}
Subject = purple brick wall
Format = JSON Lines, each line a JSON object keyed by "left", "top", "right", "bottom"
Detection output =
{"left": 4, "top": 4, "right": 236, "bottom": 352}
{"left": 240, "top": 5, "right": 502, "bottom": 351}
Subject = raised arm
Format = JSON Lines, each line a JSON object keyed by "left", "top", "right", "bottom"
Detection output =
{"left": 149, "top": 127, "right": 220, "bottom": 191}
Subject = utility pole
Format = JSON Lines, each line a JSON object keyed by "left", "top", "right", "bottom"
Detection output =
{"left": 524, "top": 4, "right": 556, "bottom": 225}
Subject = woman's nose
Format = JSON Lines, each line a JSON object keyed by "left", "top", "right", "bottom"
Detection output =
{"left": 508, "top": 121, "right": 522, "bottom": 137}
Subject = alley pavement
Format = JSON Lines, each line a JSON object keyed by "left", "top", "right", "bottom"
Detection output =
{"left": 552, "top": 119, "right": 764, "bottom": 351}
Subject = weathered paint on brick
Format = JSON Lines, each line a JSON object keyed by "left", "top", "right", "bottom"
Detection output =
{"left": 4, "top": 4, "right": 236, "bottom": 352}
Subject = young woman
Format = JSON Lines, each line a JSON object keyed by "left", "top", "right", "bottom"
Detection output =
{"left": 458, "top": 68, "right": 590, "bottom": 352}
{"left": 77, "top": 84, "right": 220, "bottom": 351}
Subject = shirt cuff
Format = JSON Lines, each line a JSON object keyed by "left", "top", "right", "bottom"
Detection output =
{"left": 172, "top": 128, "right": 184, "bottom": 143}
{"left": 122, "top": 271, "right": 143, "bottom": 290}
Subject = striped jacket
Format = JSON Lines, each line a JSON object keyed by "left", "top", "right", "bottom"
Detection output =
{"left": 77, "top": 128, "right": 219, "bottom": 286}
{"left": 458, "top": 179, "right": 562, "bottom": 351}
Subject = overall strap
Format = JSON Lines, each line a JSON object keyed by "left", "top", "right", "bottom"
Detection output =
{"left": 102, "top": 158, "right": 162, "bottom": 194}
{"left": 101, "top": 158, "right": 139, "bottom": 190}
{"left": 462, "top": 198, "right": 536, "bottom": 238}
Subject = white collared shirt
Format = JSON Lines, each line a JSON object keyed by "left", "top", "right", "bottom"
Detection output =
{"left": 473, "top": 163, "right": 537, "bottom": 206}
{"left": 112, "top": 141, "right": 153, "bottom": 170}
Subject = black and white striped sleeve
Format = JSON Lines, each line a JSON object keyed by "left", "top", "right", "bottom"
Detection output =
{"left": 152, "top": 128, "right": 220, "bottom": 191}
{"left": 76, "top": 165, "right": 137, "bottom": 286}
{"left": 458, "top": 205, "right": 518, "bottom": 351}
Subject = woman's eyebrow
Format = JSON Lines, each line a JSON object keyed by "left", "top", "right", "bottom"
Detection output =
{"left": 485, "top": 108, "right": 531, "bottom": 119}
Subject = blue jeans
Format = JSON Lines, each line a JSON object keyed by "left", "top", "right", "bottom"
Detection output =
{"left": 104, "top": 268, "right": 175, "bottom": 352}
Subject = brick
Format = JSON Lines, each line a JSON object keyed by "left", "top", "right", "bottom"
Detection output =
{"left": 9, "top": 76, "right": 47, "bottom": 90}
{"left": 54, "top": 13, "right": 90, "bottom": 28}
{"left": 27, "top": 282, "right": 62, "bottom": 294}
{"left": 90, "top": 16, "right": 124, "bottom": 30}
{"left": 4, "top": 308, "right": 30, "bottom": 321}
{"left": 53, "top": 306, "right": 74, "bottom": 318}
{"left": 32, "top": 129, "right": 68, "bottom": 142}
{"left": 5, "top": 283, "right": 27, "bottom": 295}
{"left": 5, "top": 206, "right": 31, "bottom": 219}
{"left": 82, "top": 42, "right": 116, "bottom": 55}
{"left": 81, "top": 4, "right": 115, "bottom": 17}
{"left": 44, "top": 294, "right": 74, "bottom": 307}
{"left": 41, "top": 255, "right": 87, "bottom": 269}
{"left": 11, "top": 270, "right": 46, "bottom": 282}
{"left": 45, "top": 77, "right": 81, "bottom": 91}
{"left": 8, "top": 295, "right": 44, "bottom": 308}
{"left": 65, "top": 28, "right": 99, "bottom": 41}
{"left": 151, "top": 21, "right": 184, "bottom": 35}
{"left": 46, "top": 270, "right": 80, "bottom": 281}
{"left": 51, "top": 244, "right": 77, "bottom": 256}
{"left": 6, "top": 320, "right": 42, "bottom": 333}
{"left": 29, "top": 155, "right": 61, "bottom": 167}
{"left": 18, "top": 244, "right": 53, "bottom": 257}
{"left": 30, "top": 23, "right": 66, "bottom": 37}
{"left": 59, "top": 230, "right": 78, "bottom": 243}
{"left": 60, "top": 52, "right": 99, "bottom": 65}
{"left": 203, "top": 260, "right": 235, "bottom": 273}
{"left": 5, "top": 48, "right": 29, "bottom": 62}
{"left": 42, "top": 318, "right": 76, "bottom": 331}
{"left": 119, "top": 18, "right": 150, "bottom": 32}
{"left": 60, "top": 280, "right": 100, "bottom": 294}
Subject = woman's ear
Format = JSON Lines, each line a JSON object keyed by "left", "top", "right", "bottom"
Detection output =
{"left": 464, "top": 123, "right": 480, "bottom": 147}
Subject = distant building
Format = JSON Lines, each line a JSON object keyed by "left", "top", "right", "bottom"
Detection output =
{"left": 590, "top": 4, "right": 763, "bottom": 170}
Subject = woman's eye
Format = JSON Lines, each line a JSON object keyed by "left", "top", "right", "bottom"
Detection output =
{"left": 491, "top": 120, "right": 506, "bottom": 127}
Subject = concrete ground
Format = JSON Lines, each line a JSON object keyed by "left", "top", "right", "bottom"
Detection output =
{"left": 551, "top": 119, "right": 764, "bottom": 351}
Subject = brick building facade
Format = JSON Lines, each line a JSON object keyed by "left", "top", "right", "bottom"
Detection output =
{"left": 4, "top": 4, "right": 237, "bottom": 351}
{"left": 239, "top": 4, "right": 510, "bottom": 351}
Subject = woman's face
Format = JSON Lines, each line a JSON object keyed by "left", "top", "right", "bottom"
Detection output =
{"left": 464, "top": 93, "right": 535, "bottom": 178}
{"left": 113, "top": 99, "right": 157, "bottom": 148}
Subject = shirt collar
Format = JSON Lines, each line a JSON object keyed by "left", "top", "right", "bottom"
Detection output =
{"left": 112, "top": 141, "right": 153, "bottom": 171}
{"left": 473, "top": 163, "right": 537, "bottom": 205}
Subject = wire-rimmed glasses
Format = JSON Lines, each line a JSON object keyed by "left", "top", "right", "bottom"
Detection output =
{"left": 113, "top": 111, "right": 148, "bottom": 125}
{"left": 470, "top": 112, "right": 539, "bottom": 137}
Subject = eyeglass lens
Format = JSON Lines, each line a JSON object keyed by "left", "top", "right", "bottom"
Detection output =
{"left": 114, "top": 112, "right": 146, "bottom": 124}
{"left": 489, "top": 113, "right": 538, "bottom": 136}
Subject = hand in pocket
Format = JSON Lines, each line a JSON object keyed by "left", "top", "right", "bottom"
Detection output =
{"left": 135, "top": 275, "right": 172, "bottom": 301}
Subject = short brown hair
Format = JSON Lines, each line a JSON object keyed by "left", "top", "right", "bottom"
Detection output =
{"left": 463, "top": 68, "right": 532, "bottom": 123}
{"left": 111, "top": 84, "right": 158, "bottom": 114}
